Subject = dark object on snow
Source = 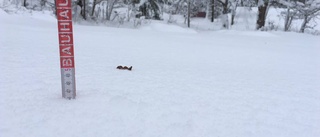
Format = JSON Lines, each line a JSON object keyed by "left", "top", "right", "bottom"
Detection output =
{"left": 117, "top": 66, "right": 132, "bottom": 71}
{"left": 192, "top": 12, "right": 206, "bottom": 18}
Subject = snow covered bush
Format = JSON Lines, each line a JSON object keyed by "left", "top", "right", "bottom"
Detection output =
{"left": 280, "top": 0, "right": 320, "bottom": 33}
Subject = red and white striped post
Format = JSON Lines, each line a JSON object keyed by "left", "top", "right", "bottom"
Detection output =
{"left": 56, "top": 0, "right": 76, "bottom": 99}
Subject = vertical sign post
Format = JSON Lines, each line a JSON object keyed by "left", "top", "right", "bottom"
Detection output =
{"left": 56, "top": 0, "right": 76, "bottom": 99}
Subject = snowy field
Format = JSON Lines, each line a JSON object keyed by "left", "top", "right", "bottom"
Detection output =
{"left": 1, "top": 9, "right": 320, "bottom": 137}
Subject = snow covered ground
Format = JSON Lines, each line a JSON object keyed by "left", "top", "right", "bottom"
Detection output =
{"left": 1, "top": 9, "right": 320, "bottom": 137}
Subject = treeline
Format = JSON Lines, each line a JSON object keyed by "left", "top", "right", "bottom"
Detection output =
{"left": 2, "top": 0, "right": 320, "bottom": 33}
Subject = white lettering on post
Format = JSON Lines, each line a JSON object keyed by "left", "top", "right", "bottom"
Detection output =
{"left": 62, "top": 47, "right": 72, "bottom": 55}
{"left": 59, "top": 10, "right": 69, "bottom": 19}
{"left": 62, "top": 58, "right": 73, "bottom": 67}
{"left": 61, "top": 35, "right": 71, "bottom": 43}
{"left": 60, "top": 22, "right": 71, "bottom": 31}
{"left": 58, "top": 0, "right": 68, "bottom": 6}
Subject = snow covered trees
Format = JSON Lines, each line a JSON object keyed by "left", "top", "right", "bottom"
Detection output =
{"left": 294, "top": 0, "right": 320, "bottom": 33}
{"left": 139, "top": 0, "right": 161, "bottom": 20}
{"left": 280, "top": 0, "right": 320, "bottom": 33}
{"left": 1, "top": 0, "right": 319, "bottom": 34}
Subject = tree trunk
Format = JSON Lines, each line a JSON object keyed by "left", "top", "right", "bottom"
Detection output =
{"left": 77, "top": 0, "right": 87, "bottom": 20}
{"left": 256, "top": 0, "right": 268, "bottom": 30}
{"left": 230, "top": 1, "right": 237, "bottom": 26}
{"left": 300, "top": 15, "right": 309, "bottom": 33}
{"left": 211, "top": 0, "right": 214, "bottom": 22}
{"left": 82, "top": 0, "right": 86, "bottom": 20}
{"left": 284, "top": 8, "right": 291, "bottom": 31}
{"left": 23, "top": 0, "right": 27, "bottom": 7}
{"left": 222, "top": 0, "right": 228, "bottom": 14}
{"left": 231, "top": 14, "right": 235, "bottom": 25}
{"left": 222, "top": 0, "right": 228, "bottom": 28}
{"left": 127, "top": 5, "right": 131, "bottom": 22}
{"left": 187, "top": 0, "right": 190, "bottom": 28}
{"left": 106, "top": 0, "right": 116, "bottom": 20}
{"left": 54, "top": 0, "right": 57, "bottom": 16}
{"left": 91, "top": 0, "right": 97, "bottom": 16}
{"left": 106, "top": 3, "right": 109, "bottom": 20}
